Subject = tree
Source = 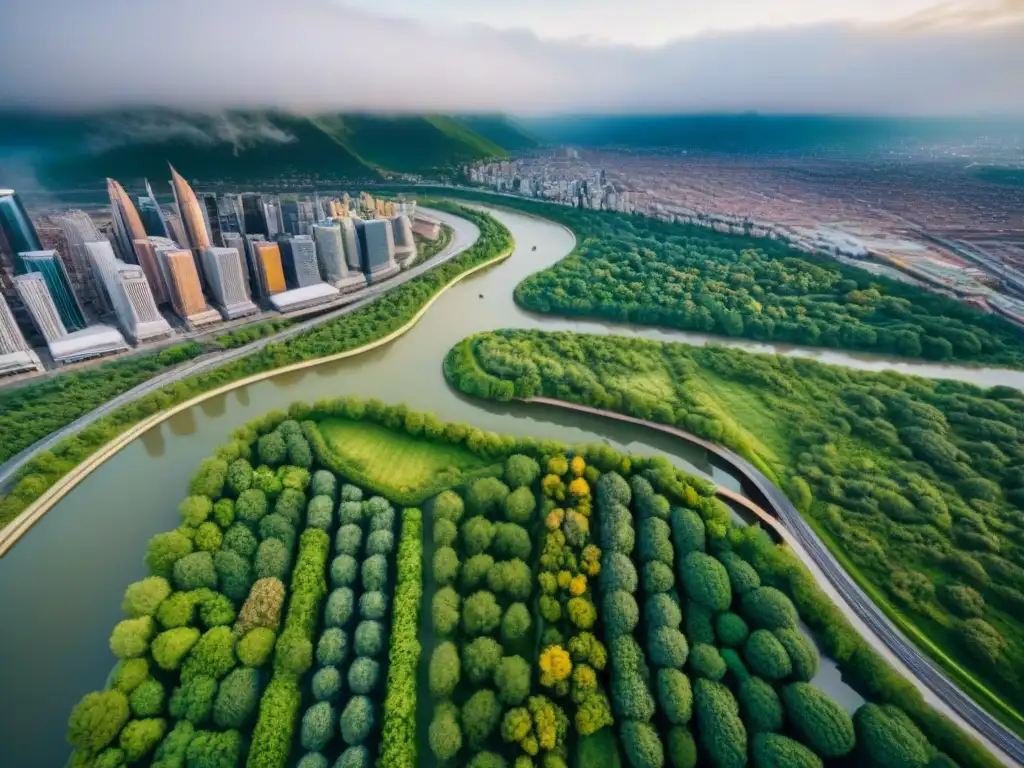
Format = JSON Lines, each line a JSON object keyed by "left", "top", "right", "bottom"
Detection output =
{"left": 737, "top": 677, "right": 783, "bottom": 734}
{"left": 463, "top": 516, "right": 496, "bottom": 556}
{"left": 129, "top": 678, "right": 164, "bottom": 718}
{"left": 316, "top": 627, "right": 348, "bottom": 667}
{"left": 118, "top": 718, "right": 166, "bottom": 762}
{"left": 462, "top": 689, "right": 502, "bottom": 748}
{"left": 504, "top": 486, "right": 537, "bottom": 524}
{"left": 649, "top": 626, "right": 690, "bottom": 669}
{"left": 212, "top": 498, "right": 235, "bottom": 529}
{"left": 181, "top": 626, "right": 236, "bottom": 681}
{"left": 110, "top": 617, "right": 155, "bottom": 659}
{"left": 306, "top": 495, "right": 334, "bottom": 531}
{"left": 359, "top": 591, "right": 388, "bottom": 621}
{"left": 751, "top": 732, "right": 823, "bottom": 768}
{"left": 671, "top": 507, "right": 706, "bottom": 555}
{"left": 145, "top": 531, "right": 193, "bottom": 579}
{"left": 658, "top": 667, "right": 693, "bottom": 725}
{"left": 430, "top": 702, "right": 463, "bottom": 761}
{"left": 258, "top": 432, "right": 287, "bottom": 466}
{"left": 362, "top": 554, "right": 388, "bottom": 592}
{"left": 505, "top": 455, "right": 541, "bottom": 489}
{"left": 601, "top": 551, "right": 638, "bottom": 593}
{"left": 959, "top": 618, "right": 1004, "bottom": 664}
{"left": 678, "top": 552, "right": 732, "bottom": 612}
{"left": 179, "top": 496, "right": 213, "bottom": 527}
{"left": 274, "top": 488, "right": 306, "bottom": 525}
{"left": 434, "top": 518, "right": 459, "bottom": 548}
{"left": 259, "top": 513, "right": 296, "bottom": 550}
{"left": 741, "top": 586, "right": 798, "bottom": 631}
{"left": 667, "top": 726, "right": 698, "bottom": 768}
{"left": 467, "top": 477, "right": 511, "bottom": 517}
{"left": 348, "top": 657, "right": 381, "bottom": 694}
{"left": 567, "top": 597, "right": 597, "bottom": 630}
{"left": 237, "top": 627, "right": 276, "bottom": 667}
{"left": 301, "top": 701, "right": 336, "bottom": 752}
{"left": 430, "top": 642, "right": 461, "bottom": 698}
{"left": 213, "top": 549, "right": 251, "bottom": 603}
{"left": 462, "top": 553, "right": 496, "bottom": 592}
{"left": 355, "top": 620, "right": 385, "bottom": 657}
{"left": 367, "top": 529, "right": 394, "bottom": 556}
{"left": 853, "top": 704, "right": 931, "bottom": 768}
{"left": 331, "top": 554, "right": 359, "bottom": 587}
{"left": 434, "top": 547, "right": 460, "bottom": 587}
{"left": 621, "top": 721, "right": 664, "bottom": 768}
{"left": 744, "top": 630, "right": 793, "bottom": 681}
{"left": 645, "top": 593, "right": 682, "bottom": 630}
{"left": 223, "top": 523, "right": 258, "bottom": 559}
{"left": 335, "top": 524, "right": 362, "bottom": 557}
{"left": 433, "top": 587, "right": 461, "bottom": 635}
{"left": 644, "top": 561, "right": 675, "bottom": 594}
{"left": 235, "top": 577, "right": 286, "bottom": 634}
{"left": 254, "top": 539, "right": 291, "bottom": 581}
{"left": 539, "top": 644, "right": 572, "bottom": 688}
{"left": 213, "top": 667, "right": 259, "bottom": 729}
{"left": 121, "top": 577, "right": 171, "bottom": 619}
{"left": 495, "top": 655, "right": 531, "bottom": 705}
{"left": 194, "top": 522, "right": 223, "bottom": 552}
{"left": 235, "top": 489, "right": 269, "bottom": 526}
{"left": 502, "top": 602, "right": 532, "bottom": 646}
{"left": 716, "top": 612, "right": 750, "bottom": 648}
{"left": 603, "top": 590, "right": 639, "bottom": 639}
{"left": 432, "top": 490, "right": 465, "bottom": 524}
{"left": 689, "top": 643, "right": 727, "bottom": 681}
{"left": 168, "top": 675, "right": 217, "bottom": 724}
{"left": 694, "top": 679, "right": 748, "bottom": 768}
{"left": 464, "top": 636, "right": 504, "bottom": 685}
{"left": 494, "top": 522, "right": 532, "bottom": 560}
{"left": 67, "top": 690, "right": 130, "bottom": 753}
{"left": 151, "top": 627, "right": 201, "bottom": 670}
{"left": 939, "top": 584, "right": 985, "bottom": 619}
{"left": 340, "top": 696, "right": 375, "bottom": 745}
{"left": 463, "top": 591, "right": 502, "bottom": 636}
{"left": 311, "top": 469, "right": 337, "bottom": 498}
{"left": 780, "top": 682, "right": 856, "bottom": 758}
{"left": 335, "top": 746, "right": 371, "bottom": 768}
{"left": 312, "top": 666, "right": 342, "bottom": 702}
{"left": 774, "top": 629, "right": 819, "bottom": 682}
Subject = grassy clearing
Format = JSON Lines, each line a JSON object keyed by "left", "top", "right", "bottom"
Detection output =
{"left": 317, "top": 418, "right": 494, "bottom": 501}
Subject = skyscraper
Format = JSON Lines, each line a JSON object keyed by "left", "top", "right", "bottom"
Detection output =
{"left": 242, "top": 234, "right": 269, "bottom": 300}
{"left": 280, "top": 199, "right": 300, "bottom": 236}
{"left": 137, "top": 179, "right": 170, "bottom": 239}
{"left": 0, "top": 189, "right": 43, "bottom": 264}
{"left": 354, "top": 219, "right": 399, "bottom": 281}
{"left": 391, "top": 214, "right": 417, "bottom": 265}
{"left": 201, "top": 247, "right": 258, "bottom": 320}
{"left": 221, "top": 233, "right": 252, "bottom": 299}
{"left": 19, "top": 250, "right": 86, "bottom": 330}
{"left": 279, "top": 235, "right": 321, "bottom": 288}
{"left": 217, "top": 194, "right": 245, "bottom": 239}
{"left": 201, "top": 194, "right": 224, "bottom": 247}
{"left": 87, "top": 241, "right": 172, "bottom": 342}
{"left": 132, "top": 237, "right": 173, "bottom": 305}
{"left": 252, "top": 241, "right": 286, "bottom": 295}
{"left": 107, "top": 178, "right": 148, "bottom": 263}
{"left": 14, "top": 272, "right": 66, "bottom": 342}
{"left": 53, "top": 210, "right": 114, "bottom": 315}
{"left": 262, "top": 199, "right": 283, "bottom": 239}
{"left": 165, "top": 214, "right": 189, "bottom": 248}
{"left": 241, "top": 194, "right": 268, "bottom": 236}
{"left": 0, "top": 290, "right": 43, "bottom": 375}
{"left": 158, "top": 248, "right": 221, "bottom": 328}
{"left": 168, "top": 164, "right": 212, "bottom": 251}
{"left": 338, "top": 217, "right": 362, "bottom": 272}
{"left": 312, "top": 223, "right": 365, "bottom": 292}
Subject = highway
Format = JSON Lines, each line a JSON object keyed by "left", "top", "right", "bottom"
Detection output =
{"left": 0, "top": 208, "right": 480, "bottom": 492}
{"left": 526, "top": 397, "right": 1023, "bottom": 767}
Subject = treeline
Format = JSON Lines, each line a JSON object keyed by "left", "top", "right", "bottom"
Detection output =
{"left": 426, "top": 186, "right": 1024, "bottom": 368}
{"left": 0, "top": 204, "right": 512, "bottom": 531}
{"left": 445, "top": 328, "right": 1024, "bottom": 754}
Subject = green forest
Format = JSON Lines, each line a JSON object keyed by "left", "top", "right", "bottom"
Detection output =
{"left": 445, "top": 328, "right": 1024, "bottom": 734}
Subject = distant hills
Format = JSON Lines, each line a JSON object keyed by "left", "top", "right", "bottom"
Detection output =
{"left": 0, "top": 110, "right": 538, "bottom": 187}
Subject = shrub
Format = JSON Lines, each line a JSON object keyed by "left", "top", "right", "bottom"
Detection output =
{"left": 145, "top": 531, "right": 193, "bottom": 579}
{"left": 213, "top": 498, "right": 235, "bottom": 529}
{"left": 463, "top": 590, "right": 502, "bottom": 636}
{"left": 658, "top": 667, "right": 693, "bottom": 724}
{"left": 316, "top": 627, "right": 348, "bottom": 667}
{"left": 359, "top": 590, "right": 388, "bottom": 621}
{"left": 362, "top": 554, "right": 388, "bottom": 592}
{"left": 339, "top": 501, "right": 363, "bottom": 525}
{"left": 247, "top": 676, "right": 301, "bottom": 768}
{"left": 502, "top": 602, "right": 532, "bottom": 646}
{"left": 645, "top": 593, "right": 682, "bottom": 630}
{"left": 339, "top": 483, "right": 363, "bottom": 503}
{"left": 462, "top": 689, "right": 502, "bottom": 748}
{"left": 752, "top": 732, "right": 823, "bottom": 768}
{"left": 434, "top": 518, "right": 459, "bottom": 548}
{"left": 721, "top": 649, "right": 750, "bottom": 682}
{"left": 335, "top": 524, "right": 362, "bottom": 556}
{"left": 274, "top": 629, "right": 313, "bottom": 675}
{"left": 341, "top": 695, "right": 375, "bottom": 745}
{"left": 301, "top": 701, "right": 335, "bottom": 751}
{"left": 168, "top": 675, "right": 217, "bottom": 724}
{"left": 129, "top": 678, "right": 164, "bottom": 717}
{"left": 959, "top": 618, "right": 1005, "bottom": 664}
{"left": 738, "top": 677, "right": 784, "bottom": 733}
{"left": 433, "top": 586, "right": 461, "bottom": 635}
{"left": 504, "top": 486, "right": 537, "bottom": 525}
{"left": 744, "top": 630, "right": 793, "bottom": 681}
{"left": 639, "top": 517, "right": 673, "bottom": 565}
{"left": 649, "top": 626, "right": 690, "bottom": 669}
{"left": 122, "top": 577, "right": 171, "bottom": 618}
{"left": 110, "top": 616, "right": 155, "bottom": 659}
{"left": 370, "top": 507, "right": 395, "bottom": 535}
{"left": 181, "top": 626, "right": 236, "bottom": 681}
{"left": 713, "top": 612, "right": 749, "bottom": 648}
{"left": 274, "top": 488, "right": 306, "bottom": 525}
{"left": 324, "top": 587, "right": 355, "bottom": 628}
{"left": 227, "top": 458, "right": 255, "bottom": 497}
{"left": 432, "top": 490, "right": 465, "bottom": 523}
{"left": 678, "top": 551, "right": 731, "bottom": 612}
{"left": 774, "top": 629, "right": 819, "bottom": 682}
{"left": 568, "top": 597, "right": 598, "bottom": 630}
{"left": 312, "top": 666, "right": 342, "bottom": 702}
{"left": 67, "top": 690, "right": 130, "bottom": 752}
{"left": 781, "top": 682, "right": 856, "bottom": 758}
{"left": 463, "top": 516, "right": 496, "bottom": 556}
{"left": 151, "top": 720, "right": 195, "bottom": 766}
{"left": 430, "top": 642, "right": 462, "bottom": 698}
{"left": 355, "top": 620, "right": 385, "bottom": 657}
{"left": 254, "top": 539, "right": 291, "bottom": 581}
{"left": 464, "top": 636, "right": 504, "bottom": 684}
{"left": 349, "top": 657, "right": 381, "bottom": 694}
{"left": 602, "top": 551, "right": 638, "bottom": 593}
{"left": 309, "top": 469, "right": 336, "bottom": 498}
{"left": 670, "top": 507, "right": 706, "bottom": 555}
{"left": 297, "top": 754, "right": 328, "bottom": 768}
{"left": 689, "top": 643, "right": 727, "bottom": 681}
{"left": 223, "top": 523, "right": 259, "bottom": 559}
{"left": 235, "top": 488, "right": 269, "bottom": 526}
{"left": 434, "top": 546, "right": 460, "bottom": 586}
{"left": 430, "top": 703, "right": 463, "bottom": 761}
{"left": 468, "top": 476, "right": 511, "bottom": 517}
{"left": 118, "top": 718, "right": 166, "bottom": 762}
{"left": 305, "top": 495, "right": 334, "bottom": 531}
{"left": 234, "top": 577, "right": 286, "bottom": 634}
{"left": 258, "top": 432, "right": 286, "bottom": 466}
{"left": 719, "top": 551, "right": 762, "bottom": 596}
{"left": 330, "top": 554, "right": 358, "bottom": 587}
{"left": 495, "top": 655, "right": 531, "bottom": 705}
{"left": 644, "top": 561, "right": 675, "bottom": 594}
{"left": 611, "top": 671, "right": 655, "bottom": 721}
{"left": 151, "top": 627, "right": 201, "bottom": 670}
{"left": 600, "top": 505, "right": 635, "bottom": 555}
{"left": 213, "top": 549, "right": 251, "bottom": 602}
{"left": 336, "top": 746, "right": 370, "bottom": 768}
{"left": 111, "top": 658, "right": 149, "bottom": 694}
{"left": 179, "top": 495, "right": 213, "bottom": 527}
{"left": 667, "top": 725, "right": 698, "bottom": 768}
{"left": 741, "top": 587, "right": 798, "bottom": 631}
{"left": 505, "top": 454, "right": 541, "bottom": 489}
{"left": 193, "top": 522, "right": 223, "bottom": 552}
{"left": 854, "top": 703, "right": 931, "bottom": 768}
{"left": 213, "top": 667, "right": 259, "bottom": 729}
{"left": 684, "top": 600, "right": 715, "bottom": 645}
{"left": 184, "top": 728, "right": 245, "bottom": 768}
{"left": 694, "top": 679, "right": 748, "bottom": 768}
{"left": 251, "top": 465, "right": 282, "bottom": 497}
{"left": 461, "top": 553, "right": 495, "bottom": 592}
{"left": 237, "top": 627, "right": 276, "bottom": 667}
{"left": 621, "top": 721, "right": 664, "bottom": 768}
{"left": 604, "top": 590, "right": 639, "bottom": 638}
{"left": 367, "top": 529, "right": 395, "bottom": 556}
{"left": 494, "top": 522, "right": 532, "bottom": 560}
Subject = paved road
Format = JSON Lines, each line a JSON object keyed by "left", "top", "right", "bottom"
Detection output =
{"left": 527, "top": 397, "right": 1023, "bottom": 767}
{"left": 0, "top": 208, "right": 480, "bottom": 492}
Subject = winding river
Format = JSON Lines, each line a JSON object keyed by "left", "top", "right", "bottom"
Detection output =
{"left": 1, "top": 206, "right": 1018, "bottom": 766}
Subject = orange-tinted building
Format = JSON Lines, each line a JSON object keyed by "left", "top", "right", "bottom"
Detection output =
{"left": 161, "top": 248, "right": 220, "bottom": 328}
{"left": 253, "top": 241, "right": 286, "bottom": 294}
{"left": 168, "top": 164, "right": 211, "bottom": 251}
{"left": 107, "top": 178, "right": 148, "bottom": 262}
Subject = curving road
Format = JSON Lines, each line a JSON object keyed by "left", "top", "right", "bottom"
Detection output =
{"left": 526, "top": 397, "right": 1023, "bottom": 766}
{"left": 0, "top": 208, "right": 480, "bottom": 492}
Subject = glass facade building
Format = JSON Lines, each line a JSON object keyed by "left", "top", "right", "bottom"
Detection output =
{"left": 0, "top": 190, "right": 43, "bottom": 270}
{"left": 19, "top": 250, "right": 86, "bottom": 330}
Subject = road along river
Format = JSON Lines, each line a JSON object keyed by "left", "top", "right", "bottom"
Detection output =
{"left": 0, "top": 206, "right": 1017, "bottom": 765}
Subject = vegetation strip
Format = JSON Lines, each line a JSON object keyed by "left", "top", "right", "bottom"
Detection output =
{"left": 0, "top": 203, "right": 512, "bottom": 545}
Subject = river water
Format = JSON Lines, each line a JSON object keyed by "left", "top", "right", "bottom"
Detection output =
{"left": 4, "top": 206, "right": 1018, "bottom": 765}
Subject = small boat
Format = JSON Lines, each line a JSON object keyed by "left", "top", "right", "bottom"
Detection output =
{"left": 479, "top": 294, "right": 484, "bottom": 299}
{"left": 532, "top": 245, "right": 537, "bottom": 251}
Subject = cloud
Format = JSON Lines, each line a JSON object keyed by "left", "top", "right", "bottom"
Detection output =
{"left": 0, "top": 0, "right": 1021, "bottom": 116}
{"left": 85, "top": 114, "right": 298, "bottom": 153}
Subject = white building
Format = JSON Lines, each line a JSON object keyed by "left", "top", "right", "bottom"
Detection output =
{"left": 312, "top": 223, "right": 366, "bottom": 293}
{"left": 268, "top": 283, "right": 342, "bottom": 314}
{"left": 221, "top": 232, "right": 251, "bottom": 296}
{"left": 390, "top": 214, "right": 417, "bottom": 266}
{"left": 14, "top": 272, "right": 66, "bottom": 343}
{"left": 284, "top": 235, "right": 321, "bottom": 288}
{"left": 0, "top": 291, "right": 43, "bottom": 375}
{"left": 412, "top": 214, "right": 441, "bottom": 241}
{"left": 86, "top": 241, "right": 173, "bottom": 343}
{"left": 54, "top": 210, "right": 113, "bottom": 314}
{"left": 201, "top": 247, "right": 259, "bottom": 320}
{"left": 338, "top": 217, "right": 363, "bottom": 272}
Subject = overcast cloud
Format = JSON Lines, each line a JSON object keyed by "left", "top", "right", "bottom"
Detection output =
{"left": 0, "top": 0, "right": 1021, "bottom": 115}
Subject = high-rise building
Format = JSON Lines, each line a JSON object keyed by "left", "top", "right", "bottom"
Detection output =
{"left": 263, "top": 199, "right": 283, "bottom": 239}
{"left": 158, "top": 248, "right": 221, "bottom": 328}
{"left": 355, "top": 219, "right": 399, "bottom": 281}
{"left": 242, "top": 234, "right": 269, "bottom": 300}
{"left": 391, "top": 214, "right": 417, "bottom": 265}
{"left": 201, "top": 194, "right": 224, "bottom": 248}
{"left": 221, "top": 233, "right": 252, "bottom": 299}
{"left": 338, "top": 217, "right": 362, "bottom": 272}
{"left": 87, "top": 241, "right": 172, "bottom": 342}
{"left": 165, "top": 213, "right": 189, "bottom": 248}
{"left": 201, "top": 247, "right": 259, "bottom": 320}
{"left": 0, "top": 290, "right": 43, "bottom": 375}
{"left": 132, "top": 237, "right": 173, "bottom": 305}
{"left": 312, "top": 223, "right": 365, "bottom": 292}
{"left": 280, "top": 199, "right": 300, "bottom": 236}
{"left": 217, "top": 194, "right": 245, "bottom": 239}
{"left": 14, "top": 272, "right": 66, "bottom": 342}
{"left": 252, "top": 241, "right": 286, "bottom": 295}
{"left": 168, "top": 165, "right": 212, "bottom": 251}
{"left": 106, "top": 178, "right": 148, "bottom": 263}
{"left": 241, "top": 194, "right": 268, "bottom": 236}
{"left": 137, "top": 179, "right": 170, "bottom": 239}
{"left": 53, "top": 210, "right": 114, "bottom": 315}
{"left": 280, "top": 235, "right": 321, "bottom": 288}
{"left": 19, "top": 250, "right": 86, "bottom": 330}
{"left": 0, "top": 189, "right": 43, "bottom": 264}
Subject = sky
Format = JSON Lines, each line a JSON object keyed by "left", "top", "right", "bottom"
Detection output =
{"left": 0, "top": 0, "right": 1022, "bottom": 116}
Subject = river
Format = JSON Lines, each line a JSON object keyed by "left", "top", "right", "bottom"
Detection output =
{"left": 3, "top": 205, "right": 1017, "bottom": 765}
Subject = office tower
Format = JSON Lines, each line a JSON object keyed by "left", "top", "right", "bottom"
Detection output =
{"left": 391, "top": 214, "right": 417, "bottom": 265}
{"left": 241, "top": 234, "right": 268, "bottom": 300}
{"left": 0, "top": 189, "right": 43, "bottom": 264}
{"left": 312, "top": 223, "right": 365, "bottom": 292}
{"left": 14, "top": 272, "right": 66, "bottom": 342}
{"left": 53, "top": 210, "right": 114, "bottom": 315}
{"left": 314, "top": 195, "right": 326, "bottom": 223}
{"left": 168, "top": 164, "right": 211, "bottom": 251}
{"left": 137, "top": 179, "right": 170, "bottom": 239}
{"left": 221, "top": 233, "right": 252, "bottom": 299}
{"left": 87, "top": 241, "right": 172, "bottom": 343}
{"left": 158, "top": 248, "right": 221, "bottom": 328}
{"left": 354, "top": 219, "right": 399, "bottom": 281}
{"left": 263, "top": 199, "right": 283, "bottom": 239}
{"left": 280, "top": 235, "right": 321, "bottom": 289}
{"left": 280, "top": 199, "right": 300, "bottom": 236}
{"left": 252, "top": 241, "right": 286, "bottom": 295}
{"left": 106, "top": 178, "right": 148, "bottom": 262}
{"left": 201, "top": 194, "right": 224, "bottom": 247}
{"left": 132, "top": 237, "right": 171, "bottom": 305}
{"left": 0, "top": 291, "right": 43, "bottom": 375}
{"left": 338, "top": 217, "right": 362, "bottom": 272}
{"left": 217, "top": 194, "right": 244, "bottom": 239}
{"left": 165, "top": 213, "right": 188, "bottom": 249}
{"left": 19, "top": 250, "right": 86, "bottom": 330}
{"left": 241, "top": 193, "right": 267, "bottom": 236}
{"left": 201, "top": 247, "right": 258, "bottom": 320}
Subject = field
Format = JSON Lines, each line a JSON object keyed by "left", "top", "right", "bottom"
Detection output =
{"left": 61, "top": 397, "right": 1002, "bottom": 768}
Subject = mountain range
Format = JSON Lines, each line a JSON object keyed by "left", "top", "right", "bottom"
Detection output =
{"left": 0, "top": 110, "right": 538, "bottom": 187}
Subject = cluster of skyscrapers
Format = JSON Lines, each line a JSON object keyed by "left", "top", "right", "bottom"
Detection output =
{"left": 0, "top": 176, "right": 423, "bottom": 377}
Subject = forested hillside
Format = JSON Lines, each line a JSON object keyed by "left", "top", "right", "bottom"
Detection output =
{"left": 446, "top": 328, "right": 1024, "bottom": 732}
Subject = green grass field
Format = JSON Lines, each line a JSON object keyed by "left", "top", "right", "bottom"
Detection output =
{"left": 316, "top": 418, "right": 494, "bottom": 502}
